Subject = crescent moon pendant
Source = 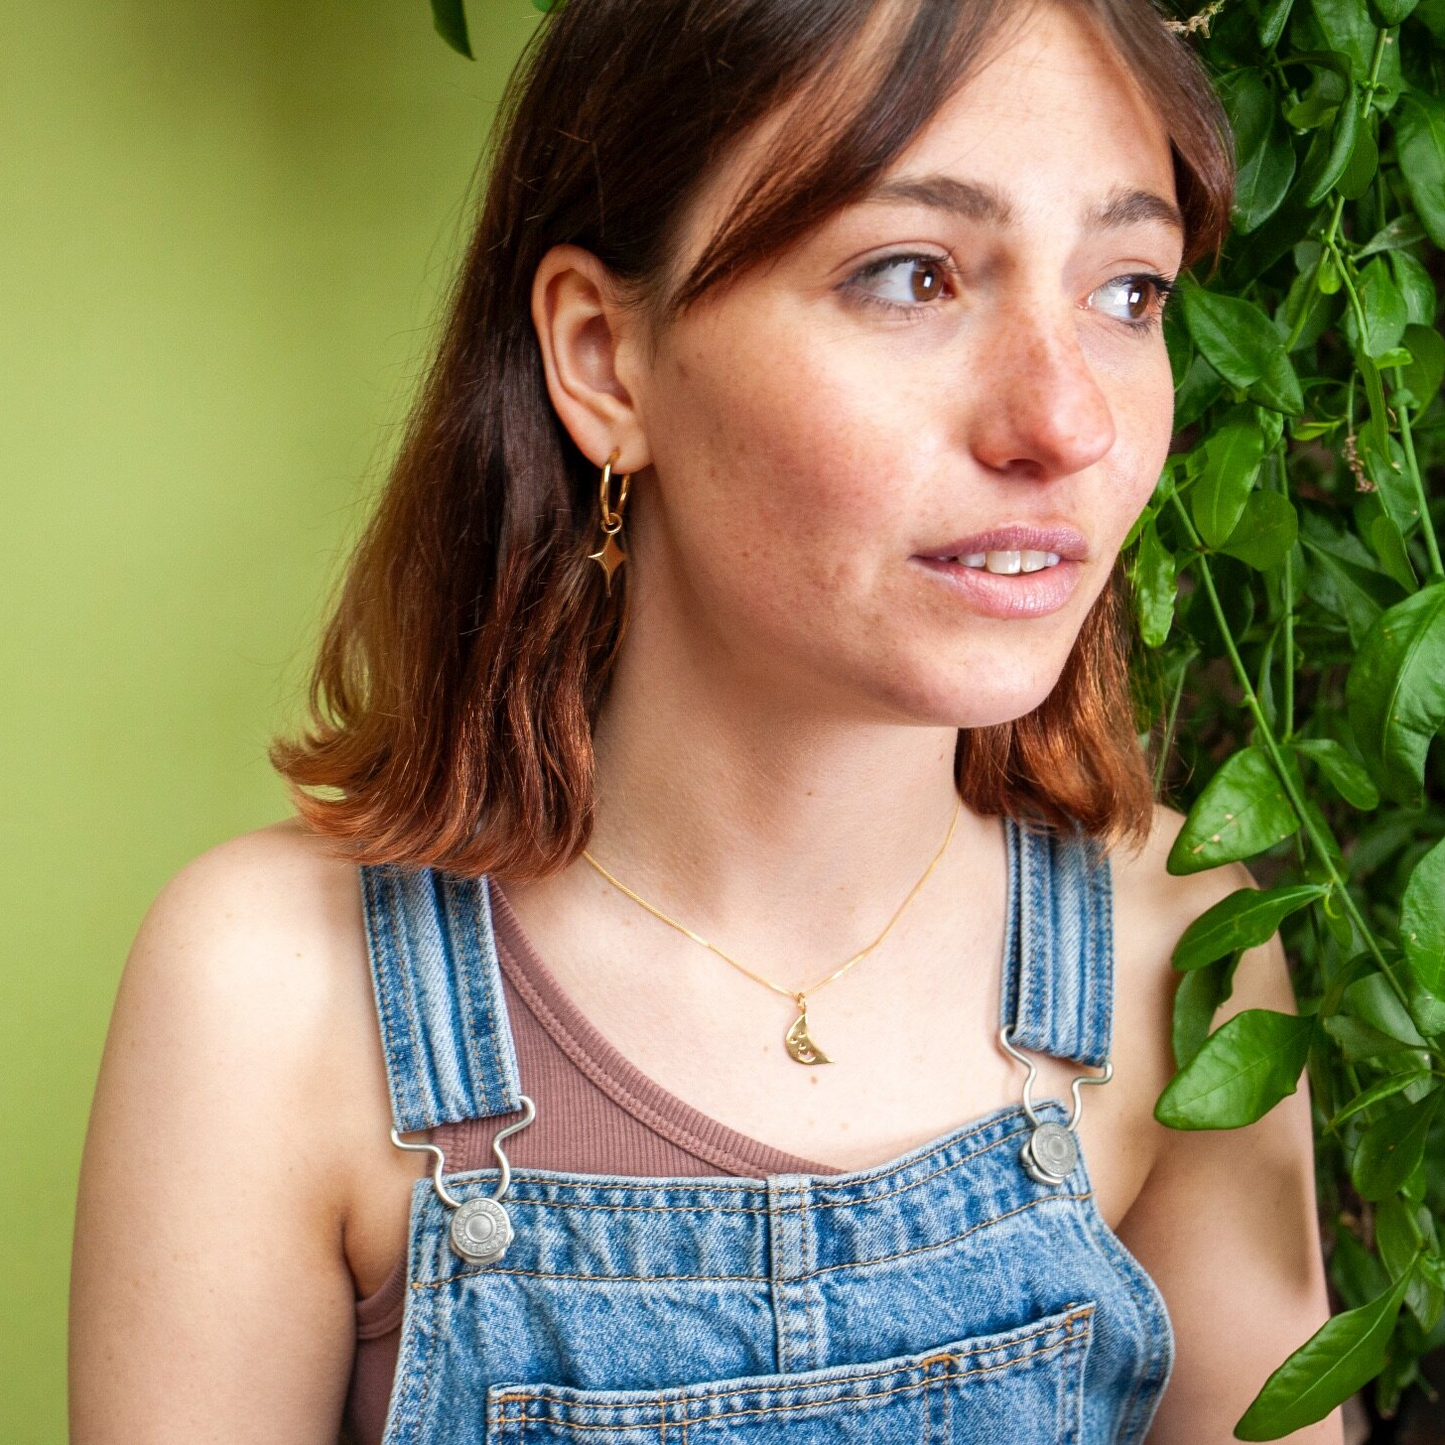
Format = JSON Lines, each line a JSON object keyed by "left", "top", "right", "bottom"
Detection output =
{"left": 784, "top": 1008, "right": 834, "bottom": 1065}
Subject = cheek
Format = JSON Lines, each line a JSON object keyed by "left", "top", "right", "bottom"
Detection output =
{"left": 651, "top": 321, "right": 921, "bottom": 575}
{"left": 1105, "top": 353, "right": 1176, "bottom": 522}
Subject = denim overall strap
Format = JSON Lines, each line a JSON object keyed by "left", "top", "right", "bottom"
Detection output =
{"left": 998, "top": 816, "right": 1113, "bottom": 1068}
{"left": 358, "top": 864, "right": 523, "bottom": 1133}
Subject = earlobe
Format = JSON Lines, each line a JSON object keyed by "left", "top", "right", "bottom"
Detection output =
{"left": 530, "top": 243, "right": 652, "bottom": 472}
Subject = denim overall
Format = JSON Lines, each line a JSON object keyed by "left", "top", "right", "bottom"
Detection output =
{"left": 358, "top": 815, "right": 1175, "bottom": 1444}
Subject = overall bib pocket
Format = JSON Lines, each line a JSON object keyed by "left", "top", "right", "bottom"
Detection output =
{"left": 484, "top": 1299, "right": 1095, "bottom": 1444}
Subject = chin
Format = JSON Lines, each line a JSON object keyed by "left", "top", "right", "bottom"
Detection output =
{"left": 880, "top": 666, "right": 1066, "bottom": 731}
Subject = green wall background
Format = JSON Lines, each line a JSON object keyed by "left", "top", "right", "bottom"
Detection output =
{"left": 0, "top": 5, "right": 538, "bottom": 1437}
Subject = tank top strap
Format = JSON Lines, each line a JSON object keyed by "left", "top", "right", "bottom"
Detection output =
{"left": 357, "top": 863, "right": 524, "bottom": 1133}
{"left": 997, "top": 815, "right": 1113, "bottom": 1069}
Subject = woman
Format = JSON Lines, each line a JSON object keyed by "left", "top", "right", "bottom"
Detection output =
{"left": 70, "top": 0, "right": 1345, "bottom": 1441}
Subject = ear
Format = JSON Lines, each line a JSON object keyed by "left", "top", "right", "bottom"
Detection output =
{"left": 530, "top": 244, "right": 652, "bottom": 474}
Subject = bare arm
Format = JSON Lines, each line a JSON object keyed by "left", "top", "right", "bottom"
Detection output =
{"left": 69, "top": 831, "right": 364, "bottom": 1443}
{"left": 1118, "top": 853, "right": 1345, "bottom": 1445}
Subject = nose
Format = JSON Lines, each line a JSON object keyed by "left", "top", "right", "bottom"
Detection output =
{"left": 966, "top": 303, "right": 1117, "bottom": 481}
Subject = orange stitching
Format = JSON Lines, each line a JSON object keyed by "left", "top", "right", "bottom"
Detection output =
{"left": 413, "top": 1189, "right": 1090, "bottom": 1289}
{"left": 485, "top": 1314, "right": 1091, "bottom": 1432}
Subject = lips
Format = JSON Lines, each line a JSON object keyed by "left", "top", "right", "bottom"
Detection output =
{"left": 917, "top": 523, "right": 1088, "bottom": 563}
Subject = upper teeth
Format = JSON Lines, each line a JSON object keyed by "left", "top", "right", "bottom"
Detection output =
{"left": 952, "top": 550, "right": 1061, "bottom": 573}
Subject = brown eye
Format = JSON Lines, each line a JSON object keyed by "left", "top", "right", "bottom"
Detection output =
{"left": 844, "top": 252, "right": 957, "bottom": 314}
{"left": 1087, "top": 273, "right": 1175, "bottom": 332}
{"left": 909, "top": 261, "right": 945, "bottom": 303}
{"left": 1122, "top": 280, "right": 1150, "bottom": 320}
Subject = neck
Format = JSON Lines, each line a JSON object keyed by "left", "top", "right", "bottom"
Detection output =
{"left": 578, "top": 590, "right": 991, "bottom": 968}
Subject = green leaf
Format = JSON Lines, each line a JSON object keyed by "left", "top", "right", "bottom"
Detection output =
{"left": 1300, "top": 543, "right": 1391, "bottom": 646}
{"left": 1181, "top": 288, "right": 1304, "bottom": 415}
{"left": 1290, "top": 738, "right": 1380, "bottom": 809}
{"left": 1225, "top": 73, "right": 1298, "bottom": 232}
{"left": 1326, "top": 1071, "right": 1420, "bottom": 1129}
{"left": 1355, "top": 257, "right": 1410, "bottom": 359}
{"left": 1400, "top": 323, "right": 1445, "bottom": 413}
{"left": 1192, "top": 412, "right": 1268, "bottom": 548}
{"left": 1280, "top": 260, "right": 1342, "bottom": 351}
{"left": 1221, "top": 489, "right": 1299, "bottom": 570}
{"left": 1166, "top": 746, "right": 1302, "bottom": 875}
{"left": 431, "top": 0, "right": 474, "bottom": 57}
{"left": 1419, "top": 0, "right": 1445, "bottom": 37}
{"left": 1324, "top": 1014, "right": 1426, "bottom": 1061}
{"left": 1396, "top": 90, "right": 1445, "bottom": 249}
{"left": 1338, "top": 117, "right": 1378, "bottom": 199}
{"left": 1388, "top": 251, "right": 1437, "bottom": 327}
{"left": 1172, "top": 954, "right": 1240, "bottom": 1067}
{"left": 1261, "top": 0, "right": 1297, "bottom": 44}
{"left": 1307, "top": 1, "right": 1380, "bottom": 80}
{"left": 1368, "top": 512, "right": 1419, "bottom": 592}
{"left": 1345, "top": 584, "right": 1445, "bottom": 806}
{"left": 1173, "top": 884, "right": 1328, "bottom": 971}
{"left": 1156, "top": 1007, "right": 1315, "bottom": 1129}
{"left": 1351, "top": 1092, "right": 1443, "bottom": 1199}
{"left": 1405, "top": 973, "right": 1445, "bottom": 1036}
{"left": 1401, "top": 838, "right": 1445, "bottom": 1001}
{"left": 1342, "top": 971, "right": 1428, "bottom": 1047}
{"left": 1232, "top": 1268, "right": 1413, "bottom": 1439}
{"left": 1370, "top": 0, "right": 1419, "bottom": 21}
{"left": 1304, "top": 82, "right": 1360, "bottom": 204}
{"left": 1358, "top": 430, "right": 1421, "bottom": 538}
{"left": 1130, "top": 516, "right": 1177, "bottom": 647}
{"left": 1358, "top": 346, "right": 1392, "bottom": 453}
{"left": 1356, "top": 215, "right": 1427, "bottom": 257}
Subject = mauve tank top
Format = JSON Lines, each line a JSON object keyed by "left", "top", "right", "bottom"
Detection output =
{"left": 342, "top": 880, "right": 846, "bottom": 1445}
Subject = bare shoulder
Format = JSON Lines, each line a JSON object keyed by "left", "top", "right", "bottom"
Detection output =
{"left": 87, "top": 815, "right": 388, "bottom": 1208}
{"left": 112, "top": 814, "right": 393, "bottom": 1200}
{"left": 71, "top": 818, "right": 396, "bottom": 1438}
{"left": 1109, "top": 801, "right": 1300, "bottom": 1023}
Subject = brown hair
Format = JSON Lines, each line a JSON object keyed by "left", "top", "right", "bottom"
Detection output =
{"left": 269, "top": 0, "right": 1235, "bottom": 876}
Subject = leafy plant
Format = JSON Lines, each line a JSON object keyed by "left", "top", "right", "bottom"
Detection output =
{"left": 1132, "top": 1, "right": 1445, "bottom": 1436}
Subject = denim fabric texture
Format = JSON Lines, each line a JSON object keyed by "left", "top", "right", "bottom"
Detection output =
{"left": 358, "top": 815, "right": 1175, "bottom": 1443}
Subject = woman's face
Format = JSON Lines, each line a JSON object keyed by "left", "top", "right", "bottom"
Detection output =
{"left": 621, "top": 1, "right": 1183, "bottom": 728}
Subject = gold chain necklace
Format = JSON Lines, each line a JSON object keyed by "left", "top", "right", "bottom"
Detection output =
{"left": 580, "top": 795, "right": 962, "bottom": 1065}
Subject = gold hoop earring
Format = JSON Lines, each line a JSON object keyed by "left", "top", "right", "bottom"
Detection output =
{"left": 587, "top": 447, "right": 630, "bottom": 596}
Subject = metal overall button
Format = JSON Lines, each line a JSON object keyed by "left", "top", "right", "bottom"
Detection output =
{"left": 390, "top": 1094, "right": 537, "bottom": 1265}
{"left": 998, "top": 1024, "right": 1111, "bottom": 1186}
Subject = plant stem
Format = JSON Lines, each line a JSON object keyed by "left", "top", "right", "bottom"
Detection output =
{"left": 1327, "top": 241, "right": 1445, "bottom": 580}
{"left": 1154, "top": 654, "right": 1191, "bottom": 795}
{"left": 1396, "top": 396, "right": 1444, "bottom": 579}
{"left": 1167, "top": 489, "right": 1412, "bottom": 1008}
{"left": 1277, "top": 442, "right": 1296, "bottom": 737}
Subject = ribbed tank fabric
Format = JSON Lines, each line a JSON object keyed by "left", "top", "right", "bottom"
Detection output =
{"left": 343, "top": 880, "right": 845, "bottom": 1445}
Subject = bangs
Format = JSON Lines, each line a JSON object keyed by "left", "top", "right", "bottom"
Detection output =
{"left": 655, "top": 0, "right": 1230, "bottom": 325}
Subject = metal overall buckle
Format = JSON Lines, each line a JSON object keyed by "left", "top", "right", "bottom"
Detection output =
{"left": 390, "top": 1095, "right": 537, "bottom": 1265}
{"left": 997, "top": 1025, "right": 1111, "bottom": 1186}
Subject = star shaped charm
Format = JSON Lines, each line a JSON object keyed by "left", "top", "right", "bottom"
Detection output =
{"left": 588, "top": 531, "right": 628, "bottom": 594}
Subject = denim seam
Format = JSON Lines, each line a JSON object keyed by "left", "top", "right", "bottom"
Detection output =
{"left": 366, "top": 871, "right": 414, "bottom": 1133}
{"left": 385, "top": 874, "right": 431, "bottom": 1130}
{"left": 486, "top": 1310, "right": 1092, "bottom": 1426}
{"left": 453, "top": 875, "right": 492, "bottom": 1117}
{"left": 430, "top": 1113, "right": 1060, "bottom": 1215}
{"left": 803, "top": 1184, "right": 819, "bottom": 1371}
{"left": 412, "top": 1189, "right": 1090, "bottom": 1290}
{"left": 392, "top": 1280, "right": 439, "bottom": 1445}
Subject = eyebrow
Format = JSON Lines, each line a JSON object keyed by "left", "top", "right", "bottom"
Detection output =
{"left": 861, "top": 173, "right": 1185, "bottom": 235}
